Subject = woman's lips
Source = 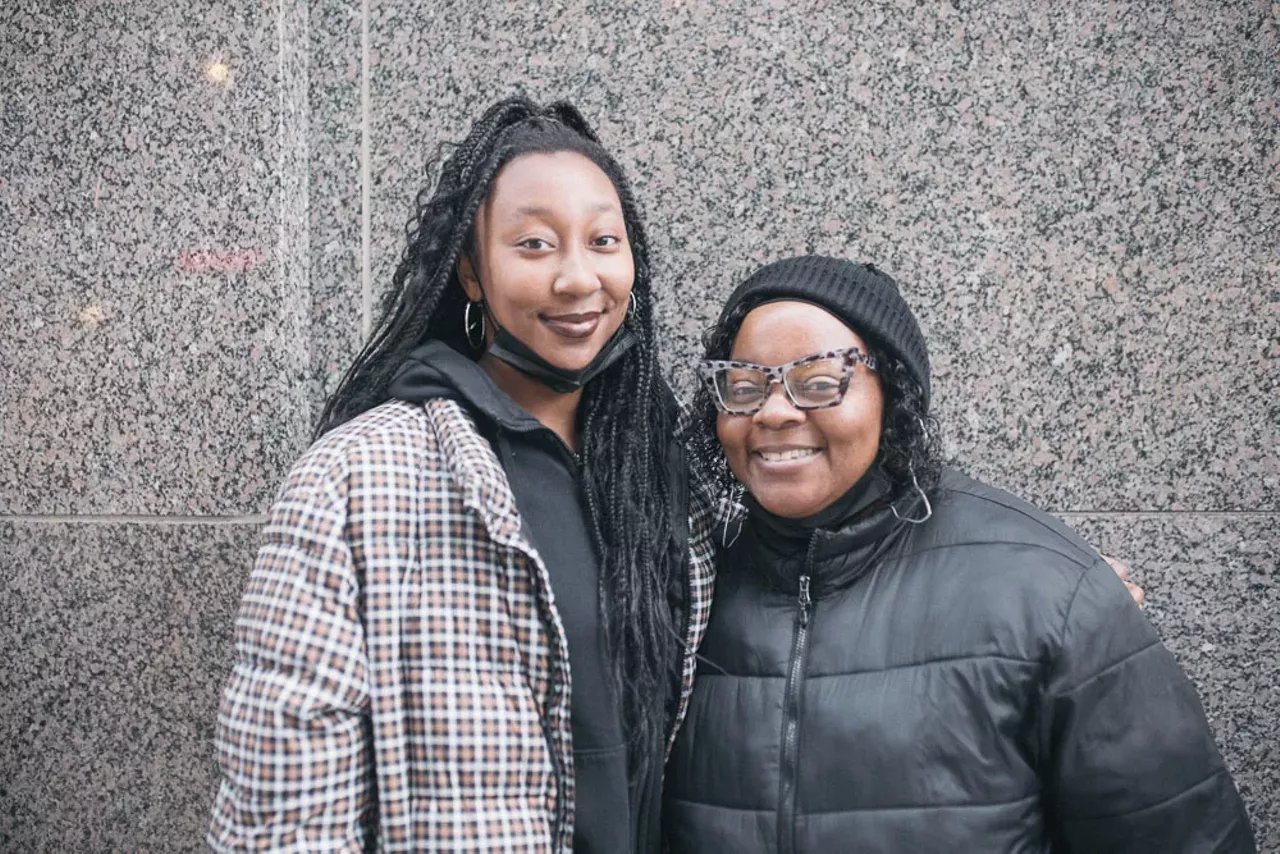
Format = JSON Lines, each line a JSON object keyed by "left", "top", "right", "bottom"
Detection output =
{"left": 541, "top": 311, "right": 602, "bottom": 339}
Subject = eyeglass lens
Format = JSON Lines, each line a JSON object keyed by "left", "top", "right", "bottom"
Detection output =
{"left": 714, "top": 357, "right": 847, "bottom": 413}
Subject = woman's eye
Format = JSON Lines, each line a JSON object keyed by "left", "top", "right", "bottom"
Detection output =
{"left": 592, "top": 235, "right": 621, "bottom": 247}
{"left": 728, "top": 383, "right": 764, "bottom": 401}
{"left": 800, "top": 378, "right": 840, "bottom": 393}
{"left": 517, "top": 238, "right": 551, "bottom": 250}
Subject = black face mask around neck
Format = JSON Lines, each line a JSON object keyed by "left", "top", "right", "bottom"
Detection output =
{"left": 485, "top": 321, "right": 637, "bottom": 394}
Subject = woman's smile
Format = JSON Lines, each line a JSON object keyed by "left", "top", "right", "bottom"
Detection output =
{"left": 541, "top": 310, "right": 603, "bottom": 339}
{"left": 752, "top": 444, "right": 823, "bottom": 467}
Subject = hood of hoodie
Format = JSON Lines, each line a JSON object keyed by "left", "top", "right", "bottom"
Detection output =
{"left": 388, "top": 339, "right": 546, "bottom": 436}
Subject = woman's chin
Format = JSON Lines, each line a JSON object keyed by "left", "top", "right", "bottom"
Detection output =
{"left": 537, "top": 340, "right": 606, "bottom": 372}
{"left": 751, "top": 490, "right": 828, "bottom": 521}
{"left": 534, "top": 321, "right": 622, "bottom": 367}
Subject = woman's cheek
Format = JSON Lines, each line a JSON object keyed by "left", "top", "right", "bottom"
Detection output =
{"left": 716, "top": 414, "right": 750, "bottom": 483}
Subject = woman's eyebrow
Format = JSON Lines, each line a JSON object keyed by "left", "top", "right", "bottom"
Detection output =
{"left": 512, "top": 204, "right": 553, "bottom": 218}
{"left": 510, "top": 201, "right": 619, "bottom": 218}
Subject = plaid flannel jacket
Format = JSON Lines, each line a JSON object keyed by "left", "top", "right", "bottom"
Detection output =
{"left": 208, "top": 399, "right": 718, "bottom": 852}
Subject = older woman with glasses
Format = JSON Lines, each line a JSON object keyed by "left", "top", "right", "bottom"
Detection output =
{"left": 664, "top": 256, "right": 1254, "bottom": 853}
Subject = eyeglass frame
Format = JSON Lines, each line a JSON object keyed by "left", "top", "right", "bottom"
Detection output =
{"left": 702, "top": 346, "right": 879, "bottom": 415}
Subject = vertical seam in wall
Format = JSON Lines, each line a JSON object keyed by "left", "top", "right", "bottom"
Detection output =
{"left": 278, "top": 0, "right": 286, "bottom": 344}
{"left": 300, "top": 0, "right": 312, "bottom": 421}
{"left": 360, "top": 0, "right": 372, "bottom": 340}
{"left": 280, "top": 0, "right": 310, "bottom": 428}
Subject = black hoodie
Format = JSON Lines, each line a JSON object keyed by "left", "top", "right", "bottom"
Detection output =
{"left": 389, "top": 340, "right": 633, "bottom": 853}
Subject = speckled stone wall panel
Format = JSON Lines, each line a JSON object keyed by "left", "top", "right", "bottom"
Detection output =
{"left": 0, "top": 521, "right": 256, "bottom": 852}
{"left": 2, "top": 0, "right": 1276, "bottom": 850}
{"left": 1062, "top": 513, "right": 1279, "bottom": 849}
{"left": 368, "top": 0, "right": 1278, "bottom": 512}
{"left": 0, "top": 0, "right": 312, "bottom": 515}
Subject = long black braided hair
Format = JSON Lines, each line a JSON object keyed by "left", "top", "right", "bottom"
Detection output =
{"left": 316, "top": 97, "right": 682, "bottom": 771}
{"left": 687, "top": 296, "right": 945, "bottom": 511}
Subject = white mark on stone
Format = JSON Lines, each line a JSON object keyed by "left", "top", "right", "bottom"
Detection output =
{"left": 205, "top": 60, "right": 231, "bottom": 85}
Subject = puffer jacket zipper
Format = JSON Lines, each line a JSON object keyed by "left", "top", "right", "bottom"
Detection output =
{"left": 777, "top": 537, "right": 817, "bottom": 854}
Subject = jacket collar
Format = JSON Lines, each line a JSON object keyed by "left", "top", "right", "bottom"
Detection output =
{"left": 422, "top": 397, "right": 527, "bottom": 548}
{"left": 733, "top": 467, "right": 912, "bottom": 599}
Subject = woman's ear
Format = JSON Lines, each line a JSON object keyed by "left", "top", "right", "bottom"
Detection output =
{"left": 457, "top": 255, "right": 483, "bottom": 302}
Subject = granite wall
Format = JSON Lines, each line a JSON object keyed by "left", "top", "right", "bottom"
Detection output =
{"left": 2, "top": 0, "right": 1276, "bottom": 850}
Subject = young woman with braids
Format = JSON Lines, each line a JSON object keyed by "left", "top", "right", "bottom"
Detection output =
{"left": 207, "top": 97, "right": 716, "bottom": 852}
{"left": 663, "top": 256, "right": 1254, "bottom": 852}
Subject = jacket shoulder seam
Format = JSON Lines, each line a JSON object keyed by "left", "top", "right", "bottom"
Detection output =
{"left": 665, "top": 790, "right": 1040, "bottom": 815}
{"left": 1051, "top": 637, "right": 1161, "bottom": 698}
{"left": 694, "top": 653, "right": 1044, "bottom": 680}
{"left": 894, "top": 538, "right": 1094, "bottom": 570}
{"left": 934, "top": 485, "right": 1096, "bottom": 563}
{"left": 1059, "top": 766, "right": 1230, "bottom": 823}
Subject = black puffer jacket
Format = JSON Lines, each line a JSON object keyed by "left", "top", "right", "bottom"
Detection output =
{"left": 665, "top": 470, "right": 1254, "bottom": 853}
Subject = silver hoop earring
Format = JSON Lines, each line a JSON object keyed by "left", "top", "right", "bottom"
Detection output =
{"left": 719, "top": 483, "right": 747, "bottom": 549}
{"left": 891, "top": 464, "right": 933, "bottom": 525}
{"left": 626, "top": 291, "right": 637, "bottom": 322}
{"left": 916, "top": 416, "right": 930, "bottom": 444}
{"left": 464, "top": 300, "right": 486, "bottom": 350}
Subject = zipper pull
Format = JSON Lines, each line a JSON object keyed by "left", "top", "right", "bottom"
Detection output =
{"left": 798, "top": 574, "right": 811, "bottom": 627}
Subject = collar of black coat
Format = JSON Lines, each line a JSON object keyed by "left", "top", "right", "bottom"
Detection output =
{"left": 737, "top": 464, "right": 909, "bottom": 599}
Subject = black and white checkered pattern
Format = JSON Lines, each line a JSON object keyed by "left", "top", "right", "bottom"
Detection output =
{"left": 208, "top": 399, "right": 718, "bottom": 852}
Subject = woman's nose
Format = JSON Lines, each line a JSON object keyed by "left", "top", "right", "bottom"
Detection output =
{"left": 752, "top": 381, "right": 804, "bottom": 428}
{"left": 552, "top": 245, "right": 600, "bottom": 296}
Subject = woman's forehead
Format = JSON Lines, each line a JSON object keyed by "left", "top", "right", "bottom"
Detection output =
{"left": 487, "top": 151, "right": 620, "bottom": 218}
{"left": 729, "top": 300, "right": 864, "bottom": 363}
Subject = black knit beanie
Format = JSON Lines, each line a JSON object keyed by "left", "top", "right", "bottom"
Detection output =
{"left": 715, "top": 255, "right": 931, "bottom": 409}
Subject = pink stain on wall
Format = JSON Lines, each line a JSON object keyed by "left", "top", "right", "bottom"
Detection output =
{"left": 175, "top": 248, "right": 265, "bottom": 273}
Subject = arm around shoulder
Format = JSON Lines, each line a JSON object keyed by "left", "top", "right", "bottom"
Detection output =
{"left": 1040, "top": 558, "right": 1255, "bottom": 853}
{"left": 207, "top": 459, "right": 374, "bottom": 853}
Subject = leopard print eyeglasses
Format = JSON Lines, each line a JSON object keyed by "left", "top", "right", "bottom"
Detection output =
{"left": 702, "top": 347, "right": 878, "bottom": 415}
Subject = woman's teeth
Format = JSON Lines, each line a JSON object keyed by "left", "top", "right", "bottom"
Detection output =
{"left": 757, "top": 448, "right": 819, "bottom": 462}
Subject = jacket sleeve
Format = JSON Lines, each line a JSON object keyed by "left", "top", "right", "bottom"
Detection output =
{"left": 207, "top": 468, "right": 374, "bottom": 853}
{"left": 1040, "top": 558, "right": 1255, "bottom": 853}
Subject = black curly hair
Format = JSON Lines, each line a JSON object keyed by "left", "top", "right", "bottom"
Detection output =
{"left": 687, "top": 296, "right": 945, "bottom": 513}
{"left": 316, "top": 97, "right": 682, "bottom": 771}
